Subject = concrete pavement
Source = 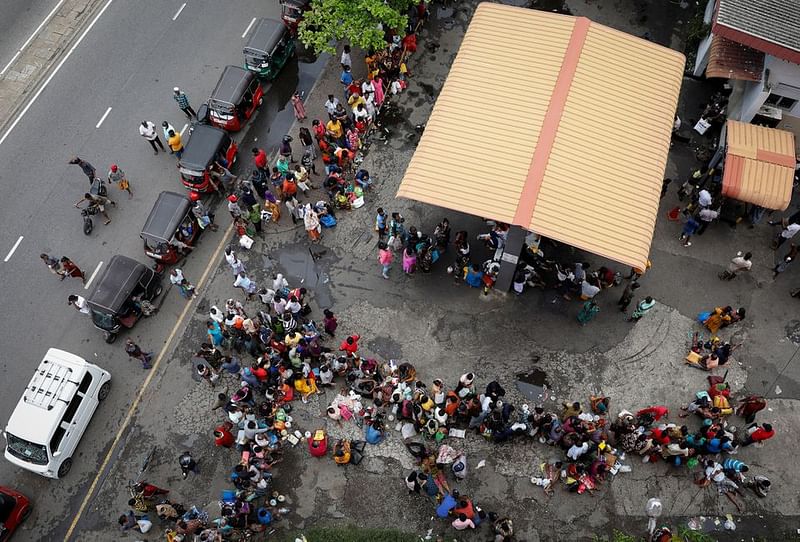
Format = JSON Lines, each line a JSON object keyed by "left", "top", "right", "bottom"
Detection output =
{"left": 69, "top": 1, "right": 800, "bottom": 541}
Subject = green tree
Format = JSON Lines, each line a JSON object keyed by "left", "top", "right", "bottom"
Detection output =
{"left": 298, "top": 0, "right": 417, "bottom": 55}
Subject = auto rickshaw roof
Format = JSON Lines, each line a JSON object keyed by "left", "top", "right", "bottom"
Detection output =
{"left": 87, "top": 255, "right": 150, "bottom": 314}
{"left": 179, "top": 124, "right": 228, "bottom": 171}
{"left": 245, "top": 18, "right": 287, "bottom": 56}
{"left": 210, "top": 65, "right": 255, "bottom": 106}
{"left": 281, "top": 0, "right": 310, "bottom": 8}
{"left": 140, "top": 191, "right": 191, "bottom": 245}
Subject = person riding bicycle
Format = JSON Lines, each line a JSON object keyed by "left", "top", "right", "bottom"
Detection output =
{"left": 75, "top": 191, "right": 115, "bottom": 225}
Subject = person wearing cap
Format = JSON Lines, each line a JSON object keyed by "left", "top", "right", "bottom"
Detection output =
{"left": 173, "top": 87, "right": 196, "bottom": 118}
{"left": 107, "top": 164, "right": 132, "bottom": 198}
{"left": 227, "top": 194, "right": 243, "bottom": 219}
{"left": 139, "top": 120, "right": 165, "bottom": 155}
{"left": 190, "top": 192, "right": 218, "bottom": 231}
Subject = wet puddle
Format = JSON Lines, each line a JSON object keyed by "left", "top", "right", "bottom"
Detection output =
{"left": 516, "top": 368, "right": 550, "bottom": 403}
{"left": 272, "top": 245, "right": 334, "bottom": 309}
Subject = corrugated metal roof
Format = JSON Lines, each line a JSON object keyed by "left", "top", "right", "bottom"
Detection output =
{"left": 396, "top": 3, "right": 685, "bottom": 270}
{"left": 706, "top": 34, "right": 764, "bottom": 81}
{"left": 722, "top": 120, "right": 796, "bottom": 210}
{"left": 714, "top": 0, "right": 800, "bottom": 64}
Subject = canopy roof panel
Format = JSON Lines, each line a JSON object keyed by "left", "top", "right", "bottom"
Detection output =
{"left": 722, "top": 120, "right": 796, "bottom": 210}
{"left": 397, "top": 3, "right": 685, "bottom": 270}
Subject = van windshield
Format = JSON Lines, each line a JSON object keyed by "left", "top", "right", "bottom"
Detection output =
{"left": 6, "top": 433, "right": 48, "bottom": 465}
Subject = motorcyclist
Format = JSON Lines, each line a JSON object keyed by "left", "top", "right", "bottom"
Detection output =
{"left": 75, "top": 191, "right": 115, "bottom": 225}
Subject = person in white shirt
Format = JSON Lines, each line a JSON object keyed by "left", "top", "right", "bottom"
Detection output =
{"left": 324, "top": 95, "right": 340, "bottom": 118}
{"left": 719, "top": 251, "right": 752, "bottom": 280}
{"left": 233, "top": 272, "right": 257, "bottom": 300}
{"left": 138, "top": 120, "right": 165, "bottom": 155}
{"left": 567, "top": 441, "right": 589, "bottom": 460}
{"left": 452, "top": 514, "right": 475, "bottom": 530}
{"left": 770, "top": 219, "right": 800, "bottom": 249}
{"left": 697, "top": 207, "right": 719, "bottom": 234}
{"left": 67, "top": 294, "right": 91, "bottom": 315}
{"left": 340, "top": 45, "right": 351, "bottom": 69}
{"left": 170, "top": 268, "right": 196, "bottom": 299}
{"left": 697, "top": 189, "right": 712, "bottom": 208}
{"left": 581, "top": 280, "right": 601, "bottom": 299}
{"left": 224, "top": 247, "right": 246, "bottom": 276}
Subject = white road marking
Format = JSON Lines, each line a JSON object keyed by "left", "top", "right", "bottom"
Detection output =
{"left": 180, "top": 123, "right": 188, "bottom": 135}
{"left": 172, "top": 2, "right": 186, "bottom": 20}
{"left": 95, "top": 106, "right": 112, "bottom": 128}
{"left": 3, "top": 236, "right": 23, "bottom": 262}
{"left": 84, "top": 260, "right": 104, "bottom": 290}
{"left": 0, "top": 0, "right": 115, "bottom": 147}
{"left": 0, "top": 0, "right": 67, "bottom": 75}
{"left": 242, "top": 17, "right": 257, "bottom": 38}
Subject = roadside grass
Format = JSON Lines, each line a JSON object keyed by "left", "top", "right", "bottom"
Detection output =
{"left": 283, "top": 526, "right": 420, "bottom": 542}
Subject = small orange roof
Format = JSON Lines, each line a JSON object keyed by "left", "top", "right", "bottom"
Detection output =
{"left": 706, "top": 34, "right": 764, "bottom": 81}
{"left": 722, "top": 120, "right": 796, "bottom": 210}
{"left": 396, "top": 3, "right": 685, "bottom": 270}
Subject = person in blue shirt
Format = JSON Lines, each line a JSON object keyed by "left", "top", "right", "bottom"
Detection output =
{"left": 375, "top": 207, "right": 387, "bottom": 238}
{"left": 464, "top": 264, "right": 484, "bottom": 288}
{"left": 206, "top": 320, "right": 224, "bottom": 346}
{"left": 436, "top": 493, "right": 457, "bottom": 518}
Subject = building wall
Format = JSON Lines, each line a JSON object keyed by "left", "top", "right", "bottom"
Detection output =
{"left": 737, "top": 56, "right": 800, "bottom": 121}
{"left": 694, "top": 33, "right": 713, "bottom": 77}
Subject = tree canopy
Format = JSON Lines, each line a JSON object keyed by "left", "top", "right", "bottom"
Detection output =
{"left": 298, "top": 0, "right": 417, "bottom": 55}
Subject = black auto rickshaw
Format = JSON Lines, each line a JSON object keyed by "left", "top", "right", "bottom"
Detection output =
{"left": 178, "top": 124, "right": 238, "bottom": 193}
{"left": 140, "top": 191, "right": 201, "bottom": 272}
{"left": 243, "top": 18, "right": 296, "bottom": 80}
{"left": 86, "top": 255, "right": 162, "bottom": 343}
{"left": 279, "top": 0, "right": 310, "bottom": 35}
{"left": 206, "top": 66, "right": 264, "bottom": 132}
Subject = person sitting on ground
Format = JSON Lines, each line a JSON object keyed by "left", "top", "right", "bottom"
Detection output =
{"left": 333, "top": 439, "right": 351, "bottom": 465}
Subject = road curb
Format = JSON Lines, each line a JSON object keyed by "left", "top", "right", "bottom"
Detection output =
{"left": 0, "top": 0, "right": 109, "bottom": 137}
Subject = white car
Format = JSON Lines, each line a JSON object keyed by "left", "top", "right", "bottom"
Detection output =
{"left": 3, "top": 349, "right": 111, "bottom": 479}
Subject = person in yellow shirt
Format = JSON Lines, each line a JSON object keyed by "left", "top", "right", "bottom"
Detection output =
{"left": 168, "top": 130, "right": 183, "bottom": 159}
{"left": 326, "top": 118, "right": 343, "bottom": 143}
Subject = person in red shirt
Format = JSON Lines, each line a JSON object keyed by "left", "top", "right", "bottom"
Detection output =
{"left": 339, "top": 334, "right": 360, "bottom": 356}
{"left": 252, "top": 147, "right": 268, "bottom": 172}
{"left": 741, "top": 423, "right": 774, "bottom": 446}
{"left": 636, "top": 405, "right": 669, "bottom": 421}
{"left": 312, "top": 119, "right": 326, "bottom": 141}
{"left": 452, "top": 498, "right": 475, "bottom": 519}
{"left": 308, "top": 431, "right": 328, "bottom": 457}
{"left": 649, "top": 427, "right": 671, "bottom": 445}
{"left": 214, "top": 424, "right": 235, "bottom": 448}
{"left": 736, "top": 395, "right": 767, "bottom": 423}
{"left": 282, "top": 175, "right": 298, "bottom": 198}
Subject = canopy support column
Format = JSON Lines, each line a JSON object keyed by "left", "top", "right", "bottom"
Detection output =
{"left": 494, "top": 226, "right": 527, "bottom": 293}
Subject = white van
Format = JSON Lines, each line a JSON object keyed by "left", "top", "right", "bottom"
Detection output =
{"left": 3, "top": 349, "right": 111, "bottom": 479}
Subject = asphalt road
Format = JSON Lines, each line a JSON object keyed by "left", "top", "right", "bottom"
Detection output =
{"left": 0, "top": 0, "right": 59, "bottom": 75}
{"left": 0, "top": 0, "right": 324, "bottom": 539}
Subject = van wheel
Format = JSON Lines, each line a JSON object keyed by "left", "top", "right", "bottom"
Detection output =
{"left": 153, "top": 285, "right": 163, "bottom": 298}
{"left": 98, "top": 382, "right": 111, "bottom": 401}
{"left": 258, "top": 97, "right": 263, "bottom": 106}
{"left": 21, "top": 505, "right": 32, "bottom": 521}
{"left": 104, "top": 332, "right": 117, "bottom": 344}
{"left": 57, "top": 458, "right": 73, "bottom": 478}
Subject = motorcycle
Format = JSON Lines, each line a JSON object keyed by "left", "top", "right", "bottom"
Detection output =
{"left": 80, "top": 204, "right": 100, "bottom": 235}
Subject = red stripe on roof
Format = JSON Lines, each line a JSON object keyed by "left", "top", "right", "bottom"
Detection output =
{"left": 513, "top": 17, "right": 591, "bottom": 225}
